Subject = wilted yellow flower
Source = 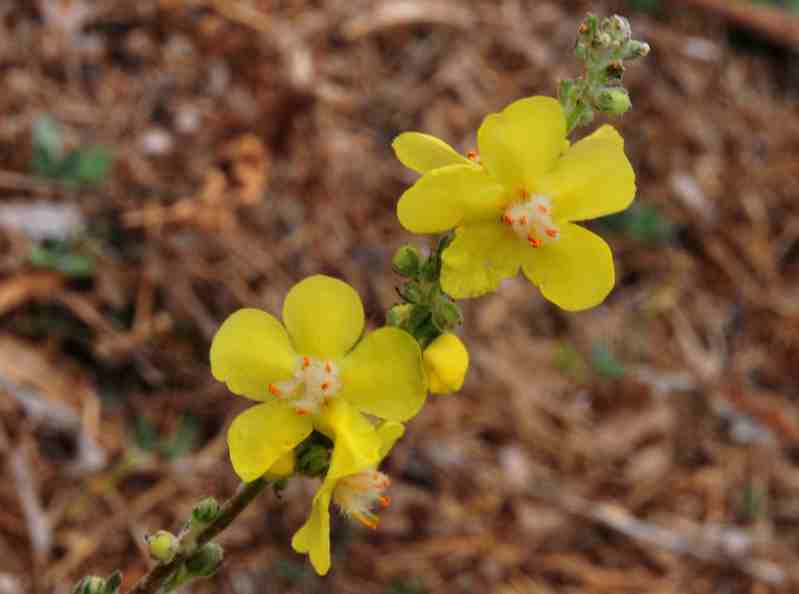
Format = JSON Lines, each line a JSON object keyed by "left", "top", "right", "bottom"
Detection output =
{"left": 292, "top": 415, "right": 405, "bottom": 575}
{"left": 423, "top": 333, "right": 469, "bottom": 394}
{"left": 393, "top": 96, "right": 636, "bottom": 311}
{"left": 210, "top": 275, "right": 426, "bottom": 483}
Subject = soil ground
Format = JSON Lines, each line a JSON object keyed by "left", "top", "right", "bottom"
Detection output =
{"left": 2, "top": 1, "right": 799, "bottom": 593}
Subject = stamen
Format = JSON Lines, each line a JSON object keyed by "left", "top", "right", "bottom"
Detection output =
{"left": 503, "top": 195, "right": 560, "bottom": 248}
{"left": 467, "top": 149, "right": 478, "bottom": 160}
{"left": 278, "top": 356, "right": 342, "bottom": 415}
{"left": 378, "top": 496, "right": 391, "bottom": 508}
{"left": 353, "top": 512, "right": 379, "bottom": 530}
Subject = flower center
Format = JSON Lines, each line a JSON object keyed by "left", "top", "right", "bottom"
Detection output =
{"left": 333, "top": 469, "right": 391, "bottom": 530}
{"left": 501, "top": 194, "right": 560, "bottom": 248}
{"left": 268, "top": 356, "right": 341, "bottom": 416}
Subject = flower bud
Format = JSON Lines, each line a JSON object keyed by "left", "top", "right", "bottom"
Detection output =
{"left": 398, "top": 281, "right": 423, "bottom": 304}
{"left": 392, "top": 245, "right": 420, "bottom": 277}
{"left": 297, "top": 442, "right": 331, "bottom": 477}
{"left": 386, "top": 304, "right": 413, "bottom": 327}
{"left": 265, "top": 450, "right": 295, "bottom": 480}
{"left": 624, "top": 40, "right": 650, "bottom": 59}
{"left": 72, "top": 576, "right": 106, "bottom": 594}
{"left": 597, "top": 88, "right": 631, "bottom": 115}
{"left": 185, "top": 542, "right": 224, "bottom": 577}
{"left": 423, "top": 333, "right": 469, "bottom": 394}
{"left": 192, "top": 497, "right": 220, "bottom": 524}
{"left": 432, "top": 300, "right": 463, "bottom": 332}
{"left": 146, "top": 530, "right": 179, "bottom": 563}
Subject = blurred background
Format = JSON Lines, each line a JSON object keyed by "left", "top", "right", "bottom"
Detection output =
{"left": 1, "top": 1, "right": 799, "bottom": 592}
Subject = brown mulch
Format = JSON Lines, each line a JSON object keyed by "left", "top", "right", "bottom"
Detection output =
{"left": 2, "top": 1, "right": 799, "bottom": 593}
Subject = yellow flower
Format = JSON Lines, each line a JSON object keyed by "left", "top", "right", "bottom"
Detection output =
{"left": 393, "top": 96, "right": 636, "bottom": 311}
{"left": 292, "top": 408, "right": 405, "bottom": 575}
{"left": 210, "top": 275, "right": 427, "bottom": 483}
{"left": 423, "top": 333, "right": 469, "bottom": 394}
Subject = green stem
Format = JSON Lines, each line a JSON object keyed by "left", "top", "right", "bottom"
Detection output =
{"left": 126, "top": 478, "right": 268, "bottom": 594}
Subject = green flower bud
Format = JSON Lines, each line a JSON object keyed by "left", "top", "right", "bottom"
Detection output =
{"left": 145, "top": 530, "right": 179, "bottom": 563}
{"left": 624, "top": 40, "right": 650, "bottom": 59}
{"left": 386, "top": 303, "right": 413, "bottom": 327}
{"left": 604, "top": 15, "right": 631, "bottom": 45}
{"left": 597, "top": 88, "right": 631, "bottom": 115}
{"left": 392, "top": 245, "right": 421, "bottom": 277}
{"left": 192, "top": 497, "right": 220, "bottom": 524}
{"left": 185, "top": 542, "right": 224, "bottom": 578}
{"left": 398, "top": 281, "right": 423, "bottom": 304}
{"left": 104, "top": 571, "right": 122, "bottom": 594}
{"left": 72, "top": 576, "right": 106, "bottom": 594}
{"left": 432, "top": 300, "right": 463, "bottom": 332}
{"left": 297, "top": 442, "right": 330, "bottom": 477}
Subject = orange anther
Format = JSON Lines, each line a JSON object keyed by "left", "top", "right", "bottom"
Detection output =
{"left": 528, "top": 236, "right": 542, "bottom": 248}
{"left": 467, "top": 149, "right": 478, "bottom": 160}
{"left": 520, "top": 215, "right": 529, "bottom": 226}
{"left": 501, "top": 214, "right": 512, "bottom": 225}
{"left": 545, "top": 228, "right": 558, "bottom": 238}
{"left": 302, "top": 356, "right": 310, "bottom": 368}
{"left": 268, "top": 384, "right": 282, "bottom": 397}
{"left": 378, "top": 496, "right": 391, "bottom": 509}
{"left": 518, "top": 188, "right": 529, "bottom": 199}
{"left": 537, "top": 204, "right": 549, "bottom": 214}
{"left": 296, "top": 409, "right": 309, "bottom": 416}
{"left": 321, "top": 381, "right": 330, "bottom": 391}
{"left": 354, "top": 513, "right": 379, "bottom": 530}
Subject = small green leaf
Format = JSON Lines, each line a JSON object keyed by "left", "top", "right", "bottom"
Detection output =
{"left": 104, "top": 570, "right": 122, "bottom": 594}
{"left": 160, "top": 415, "right": 200, "bottom": 460}
{"left": 29, "top": 241, "right": 95, "bottom": 278}
{"left": 31, "top": 116, "right": 65, "bottom": 178}
{"left": 133, "top": 415, "right": 159, "bottom": 451}
{"left": 591, "top": 342, "right": 625, "bottom": 379}
{"left": 60, "top": 146, "right": 113, "bottom": 186}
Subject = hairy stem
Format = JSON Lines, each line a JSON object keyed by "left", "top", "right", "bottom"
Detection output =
{"left": 126, "top": 478, "right": 268, "bottom": 594}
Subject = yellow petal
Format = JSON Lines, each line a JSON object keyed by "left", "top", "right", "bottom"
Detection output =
{"left": 392, "top": 132, "right": 472, "bottom": 174}
{"left": 339, "top": 327, "right": 427, "bottom": 422}
{"left": 291, "top": 482, "right": 334, "bottom": 575}
{"left": 397, "top": 164, "right": 505, "bottom": 234}
{"left": 315, "top": 399, "right": 381, "bottom": 481}
{"left": 283, "top": 275, "right": 364, "bottom": 359}
{"left": 536, "top": 125, "right": 636, "bottom": 222}
{"left": 440, "top": 222, "right": 523, "bottom": 299}
{"left": 477, "top": 96, "right": 566, "bottom": 191}
{"left": 227, "top": 401, "right": 313, "bottom": 483}
{"left": 265, "top": 450, "right": 295, "bottom": 480}
{"left": 423, "top": 333, "right": 469, "bottom": 394}
{"left": 376, "top": 421, "right": 405, "bottom": 461}
{"left": 521, "top": 223, "right": 615, "bottom": 311}
{"left": 210, "top": 308, "right": 296, "bottom": 401}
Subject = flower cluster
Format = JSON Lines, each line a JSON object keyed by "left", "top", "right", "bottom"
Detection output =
{"left": 210, "top": 15, "right": 640, "bottom": 579}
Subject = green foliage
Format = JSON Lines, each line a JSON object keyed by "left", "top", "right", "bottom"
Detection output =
{"left": 553, "top": 342, "right": 590, "bottom": 383}
{"left": 30, "top": 239, "right": 95, "bottom": 277}
{"left": 30, "top": 116, "right": 113, "bottom": 186}
{"left": 626, "top": 0, "right": 661, "bottom": 14}
{"left": 382, "top": 577, "right": 427, "bottom": 594}
{"left": 750, "top": 0, "right": 799, "bottom": 14}
{"left": 591, "top": 342, "right": 626, "bottom": 379}
{"left": 598, "top": 203, "right": 675, "bottom": 243}
{"left": 133, "top": 414, "right": 201, "bottom": 460}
